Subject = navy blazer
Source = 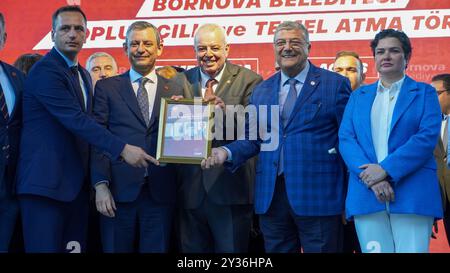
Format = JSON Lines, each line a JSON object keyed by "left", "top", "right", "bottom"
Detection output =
{"left": 339, "top": 76, "right": 443, "bottom": 219}
{"left": 90, "top": 72, "right": 184, "bottom": 203}
{"left": 226, "top": 63, "right": 352, "bottom": 216}
{"left": 17, "top": 48, "right": 125, "bottom": 202}
{"left": 0, "top": 61, "right": 25, "bottom": 197}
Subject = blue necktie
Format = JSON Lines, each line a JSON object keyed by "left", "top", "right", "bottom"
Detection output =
{"left": 278, "top": 78, "right": 298, "bottom": 175}
{"left": 281, "top": 78, "right": 298, "bottom": 128}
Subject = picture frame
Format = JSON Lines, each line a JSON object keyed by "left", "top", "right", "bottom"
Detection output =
{"left": 156, "top": 98, "right": 214, "bottom": 164}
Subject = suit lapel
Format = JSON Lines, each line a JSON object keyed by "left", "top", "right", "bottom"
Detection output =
{"left": 49, "top": 48, "right": 86, "bottom": 112}
{"left": 358, "top": 84, "right": 378, "bottom": 162}
{"left": 148, "top": 75, "right": 169, "bottom": 130}
{"left": 71, "top": 66, "right": 87, "bottom": 112}
{"left": 79, "top": 68, "right": 93, "bottom": 113}
{"left": 285, "top": 63, "right": 320, "bottom": 129}
{"left": 214, "top": 62, "right": 236, "bottom": 98}
{"left": 260, "top": 73, "right": 282, "bottom": 136}
{"left": 435, "top": 137, "right": 445, "bottom": 157}
{"left": 390, "top": 76, "right": 418, "bottom": 132}
{"left": 117, "top": 72, "right": 148, "bottom": 127}
{"left": 1, "top": 62, "right": 21, "bottom": 122}
{"left": 186, "top": 68, "right": 202, "bottom": 98}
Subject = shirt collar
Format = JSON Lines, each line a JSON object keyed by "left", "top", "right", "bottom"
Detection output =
{"left": 129, "top": 67, "right": 157, "bottom": 84}
{"left": 54, "top": 47, "right": 77, "bottom": 68}
{"left": 280, "top": 61, "right": 310, "bottom": 86}
{"left": 200, "top": 62, "right": 227, "bottom": 87}
{"left": 377, "top": 75, "right": 405, "bottom": 93}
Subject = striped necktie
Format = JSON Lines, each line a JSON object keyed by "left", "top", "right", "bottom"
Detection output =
{"left": 0, "top": 83, "right": 9, "bottom": 121}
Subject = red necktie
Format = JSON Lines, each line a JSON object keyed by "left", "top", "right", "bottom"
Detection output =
{"left": 204, "top": 78, "right": 218, "bottom": 100}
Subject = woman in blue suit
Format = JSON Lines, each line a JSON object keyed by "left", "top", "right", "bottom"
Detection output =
{"left": 339, "top": 29, "right": 443, "bottom": 253}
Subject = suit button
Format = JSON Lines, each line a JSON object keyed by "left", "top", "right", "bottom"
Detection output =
{"left": 2, "top": 145, "right": 8, "bottom": 150}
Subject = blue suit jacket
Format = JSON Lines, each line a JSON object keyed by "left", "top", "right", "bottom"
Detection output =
{"left": 339, "top": 76, "right": 443, "bottom": 219}
{"left": 90, "top": 72, "right": 183, "bottom": 203}
{"left": 17, "top": 48, "right": 125, "bottom": 202}
{"left": 226, "top": 63, "right": 352, "bottom": 216}
{"left": 0, "top": 61, "right": 25, "bottom": 198}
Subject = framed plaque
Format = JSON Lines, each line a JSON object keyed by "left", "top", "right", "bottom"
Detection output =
{"left": 156, "top": 98, "right": 214, "bottom": 164}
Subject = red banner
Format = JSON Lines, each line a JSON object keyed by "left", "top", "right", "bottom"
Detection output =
{"left": 1, "top": 0, "right": 449, "bottom": 82}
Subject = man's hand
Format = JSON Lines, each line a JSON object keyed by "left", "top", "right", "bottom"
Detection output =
{"left": 204, "top": 95, "right": 225, "bottom": 110}
{"left": 171, "top": 95, "right": 184, "bottom": 101}
{"left": 201, "top": 147, "right": 228, "bottom": 169}
{"left": 120, "top": 144, "right": 159, "bottom": 168}
{"left": 359, "top": 163, "right": 387, "bottom": 187}
{"left": 370, "top": 181, "right": 395, "bottom": 203}
{"left": 95, "top": 183, "right": 116, "bottom": 218}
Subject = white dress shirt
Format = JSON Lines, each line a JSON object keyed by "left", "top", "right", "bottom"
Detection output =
{"left": 371, "top": 76, "right": 405, "bottom": 163}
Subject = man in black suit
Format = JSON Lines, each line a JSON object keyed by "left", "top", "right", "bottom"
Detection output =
{"left": 0, "top": 12, "right": 25, "bottom": 252}
{"left": 91, "top": 21, "right": 183, "bottom": 252}
{"left": 175, "top": 23, "right": 262, "bottom": 253}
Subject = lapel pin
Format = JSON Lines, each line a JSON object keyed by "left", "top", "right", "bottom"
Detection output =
{"left": 12, "top": 72, "right": 16, "bottom": 77}
{"left": 310, "top": 81, "right": 316, "bottom": 86}
{"left": 226, "top": 80, "right": 231, "bottom": 84}
{"left": 164, "top": 85, "right": 169, "bottom": 91}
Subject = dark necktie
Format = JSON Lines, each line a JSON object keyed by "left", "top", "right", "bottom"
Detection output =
{"left": 137, "top": 77, "right": 150, "bottom": 126}
{"left": 0, "top": 83, "right": 9, "bottom": 160}
{"left": 281, "top": 78, "right": 298, "bottom": 127}
{"left": 70, "top": 66, "right": 86, "bottom": 110}
{"left": 443, "top": 115, "right": 448, "bottom": 153}
{"left": 204, "top": 78, "right": 218, "bottom": 100}
{"left": 278, "top": 78, "right": 299, "bottom": 175}
{"left": 0, "top": 83, "right": 9, "bottom": 121}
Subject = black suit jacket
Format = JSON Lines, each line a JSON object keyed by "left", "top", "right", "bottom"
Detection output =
{"left": 175, "top": 62, "right": 263, "bottom": 208}
{"left": 0, "top": 61, "right": 25, "bottom": 198}
{"left": 91, "top": 72, "right": 184, "bottom": 203}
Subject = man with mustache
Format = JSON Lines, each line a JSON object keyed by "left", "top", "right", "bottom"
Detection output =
{"left": 176, "top": 23, "right": 262, "bottom": 253}
{"left": 17, "top": 6, "right": 155, "bottom": 253}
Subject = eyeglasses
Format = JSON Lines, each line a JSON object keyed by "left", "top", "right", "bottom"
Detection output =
{"left": 437, "top": 89, "right": 449, "bottom": 95}
{"left": 275, "top": 39, "right": 309, "bottom": 49}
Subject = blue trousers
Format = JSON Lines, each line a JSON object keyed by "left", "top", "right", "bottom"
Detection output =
{"left": 19, "top": 190, "right": 89, "bottom": 253}
{"left": 354, "top": 205, "right": 433, "bottom": 253}
{"left": 259, "top": 176, "right": 342, "bottom": 253}
{"left": 100, "top": 187, "right": 174, "bottom": 253}
{"left": 0, "top": 195, "right": 19, "bottom": 252}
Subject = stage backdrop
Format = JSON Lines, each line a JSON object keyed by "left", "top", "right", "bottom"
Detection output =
{"left": 1, "top": 0, "right": 449, "bottom": 82}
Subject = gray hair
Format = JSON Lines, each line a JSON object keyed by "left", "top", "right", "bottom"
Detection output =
{"left": 125, "top": 21, "right": 161, "bottom": 46}
{"left": 194, "top": 23, "right": 228, "bottom": 47}
{"left": 86, "top": 52, "right": 118, "bottom": 72}
{"left": 273, "top": 21, "right": 310, "bottom": 44}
